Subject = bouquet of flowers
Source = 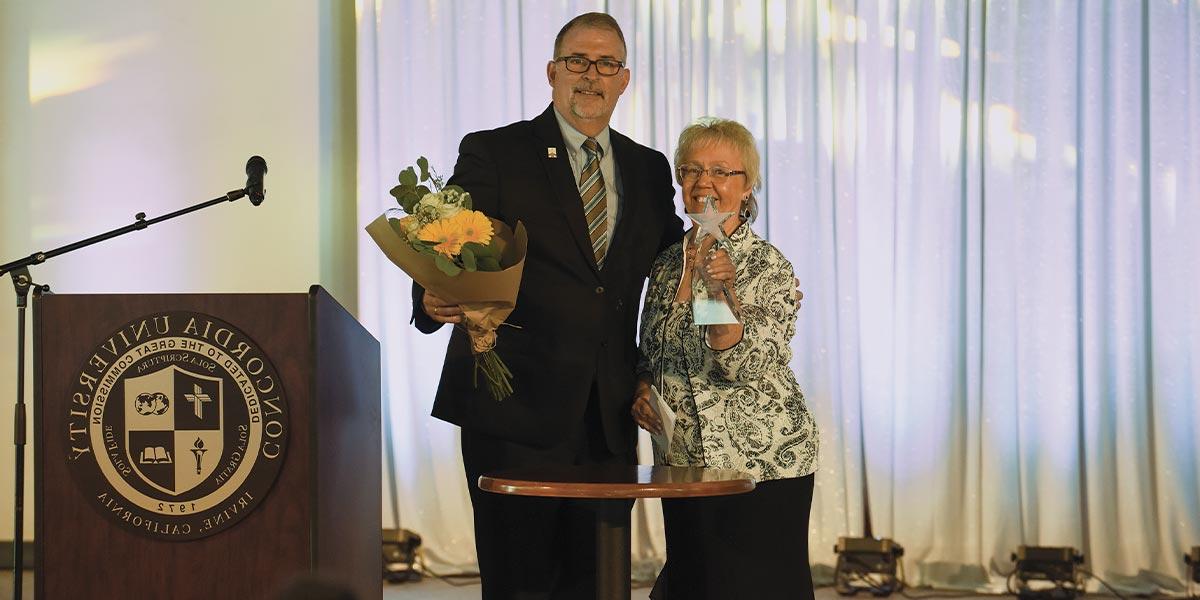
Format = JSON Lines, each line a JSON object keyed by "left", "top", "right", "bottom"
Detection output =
{"left": 365, "top": 157, "right": 527, "bottom": 401}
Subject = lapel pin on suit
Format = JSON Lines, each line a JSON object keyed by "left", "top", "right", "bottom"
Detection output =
{"left": 547, "top": 147, "right": 558, "bottom": 159}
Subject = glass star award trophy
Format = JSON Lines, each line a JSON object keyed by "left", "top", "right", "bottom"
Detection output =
{"left": 686, "top": 196, "right": 740, "bottom": 325}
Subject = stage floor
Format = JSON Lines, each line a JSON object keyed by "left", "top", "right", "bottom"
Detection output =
{"left": 5, "top": 569, "right": 1064, "bottom": 600}
{"left": 383, "top": 578, "right": 1011, "bottom": 600}
{"left": 385, "top": 576, "right": 649, "bottom": 599}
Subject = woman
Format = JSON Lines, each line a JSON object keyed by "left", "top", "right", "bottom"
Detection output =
{"left": 632, "top": 117, "right": 819, "bottom": 600}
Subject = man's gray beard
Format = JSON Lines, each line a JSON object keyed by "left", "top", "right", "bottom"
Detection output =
{"left": 569, "top": 98, "right": 605, "bottom": 121}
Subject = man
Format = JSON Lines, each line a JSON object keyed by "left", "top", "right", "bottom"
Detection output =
{"left": 411, "top": 12, "right": 683, "bottom": 599}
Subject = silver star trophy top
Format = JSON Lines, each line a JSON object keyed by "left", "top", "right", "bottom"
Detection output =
{"left": 685, "top": 196, "right": 740, "bottom": 325}
{"left": 686, "top": 195, "right": 733, "bottom": 248}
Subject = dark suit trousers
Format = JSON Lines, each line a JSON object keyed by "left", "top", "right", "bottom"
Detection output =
{"left": 461, "top": 387, "right": 635, "bottom": 600}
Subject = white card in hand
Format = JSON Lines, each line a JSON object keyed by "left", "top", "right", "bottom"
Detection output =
{"left": 648, "top": 384, "right": 676, "bottom": 456}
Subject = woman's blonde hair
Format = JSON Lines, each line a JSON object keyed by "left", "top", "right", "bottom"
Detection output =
{"left": 673, "top": 117, "right": 761, "bottom": 222}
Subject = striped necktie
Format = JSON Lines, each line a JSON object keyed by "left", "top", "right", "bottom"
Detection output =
{"left": 579, "top": 137, "right": 608, "bottom": 267}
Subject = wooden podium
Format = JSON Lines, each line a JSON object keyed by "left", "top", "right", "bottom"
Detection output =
{"left": 32, "top": 286, "right": 381, "bottom": 600}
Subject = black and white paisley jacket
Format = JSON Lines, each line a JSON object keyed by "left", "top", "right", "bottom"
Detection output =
{"left": 637, "top": 222, "right": 819, "bottom": 481}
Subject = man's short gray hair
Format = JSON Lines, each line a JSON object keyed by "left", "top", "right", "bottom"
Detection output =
{"left": 554, "top": 12, "right": 627, "bottom": 59}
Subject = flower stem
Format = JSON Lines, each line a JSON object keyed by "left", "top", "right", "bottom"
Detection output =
{"left": 474, "top": 350, "right": 513, "bottom": 401}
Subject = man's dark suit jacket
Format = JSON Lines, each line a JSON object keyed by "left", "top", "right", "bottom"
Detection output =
{"left": 412, "top": 104, "right": 684, "bottom": 454}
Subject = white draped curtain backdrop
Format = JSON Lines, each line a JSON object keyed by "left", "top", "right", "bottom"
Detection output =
{"left": 356, "top": 0, "right": 1199, "bottom": 590}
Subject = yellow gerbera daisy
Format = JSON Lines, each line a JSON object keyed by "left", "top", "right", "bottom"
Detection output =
{"left": 454, "top": 210, "right": 494, "bottom": 245}
{"left": 417, "top": 218, "right": 464, "bottom": 258}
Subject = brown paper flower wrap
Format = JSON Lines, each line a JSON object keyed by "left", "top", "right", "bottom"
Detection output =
{"left": 366, "top": 212, "right": 526, "bottom": 400}
{"left": 365, "top": 158, "right": 527, "bottom": 401}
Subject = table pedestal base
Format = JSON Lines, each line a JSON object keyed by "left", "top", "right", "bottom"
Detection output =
{"left": 594, "top": 500, "right": 631, "bottom": 600}
{"left": 477, "top": 465, "right": 755, "bottom": 600}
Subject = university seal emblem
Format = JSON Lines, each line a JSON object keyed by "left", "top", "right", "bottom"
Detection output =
{"left": 65, "top": 311, "right": 289, "bottom": 540}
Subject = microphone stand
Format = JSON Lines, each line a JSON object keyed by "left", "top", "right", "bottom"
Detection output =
{"left": 1, "top": 185, "right": 255, "bottom": 600}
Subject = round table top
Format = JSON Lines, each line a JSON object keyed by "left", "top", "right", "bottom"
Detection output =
{"left": 478, "top": 464, "right": 756, "bottom": 499}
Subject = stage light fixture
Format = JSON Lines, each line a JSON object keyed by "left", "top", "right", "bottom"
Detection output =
{"left": 1008, "top": 545, "right": 1085, "bottom": 600}
{"left": 382, "top": 528, "right": 423, "bottom": 583}
{"left": 1186, "top": 547, "right": 1200, "bottom": 583}
{"left": 833, "top": 536, "right": 905, "bottom": 596}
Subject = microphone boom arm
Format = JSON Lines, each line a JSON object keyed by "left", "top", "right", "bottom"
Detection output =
{"left": 0, "top": 187, "right": 249, "bottom": 279}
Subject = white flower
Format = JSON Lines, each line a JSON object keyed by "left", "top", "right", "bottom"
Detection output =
{"left": 442, "top": 187, "right": 464, "bottom": 204}
{"left": 416, "top": 192, "right": 462, "bottom": 221}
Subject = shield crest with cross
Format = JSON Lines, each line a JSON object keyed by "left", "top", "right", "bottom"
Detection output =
{"left": 124, "top": 365, "right": 223, "bottom": 496}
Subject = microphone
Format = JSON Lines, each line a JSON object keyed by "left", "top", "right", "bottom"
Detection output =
{"left": 245, "top": 156, "right": 267, "bottom": 205}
